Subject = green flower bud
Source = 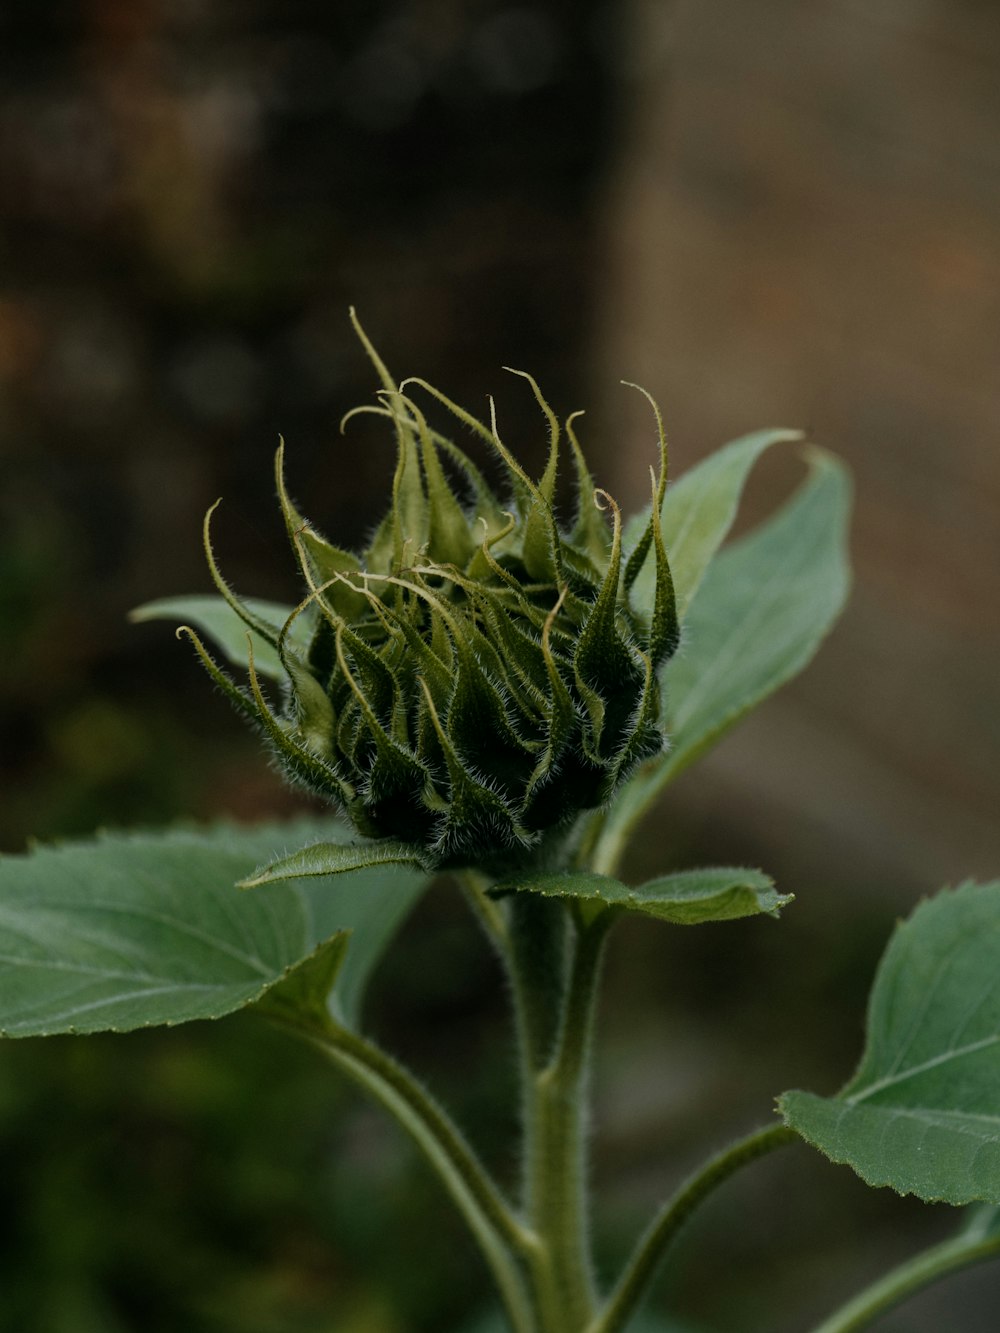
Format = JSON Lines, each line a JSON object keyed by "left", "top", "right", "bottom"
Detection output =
{"left": 185, "top": 313, "right": 679, "bottom": 873}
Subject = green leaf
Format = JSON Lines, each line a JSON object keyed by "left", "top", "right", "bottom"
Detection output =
{"left": 0, "top": 818, "right": 430, "bottom": 1038}
{"left": 253, "top": 934, "right": 350, "bottom": 1030}
{"left": 664, "top": 447, "right": 851, "bottom": 776}
{"left": 130, "top": 595, "right": 307, "bottom": 680}
{"left": 627, "top": 428, "right": 802, "bottom": 622}
{"left": 598, "top": 448, "right": 850, "bottom": 865}
{"left": 780, "top": 881, "right": 1000, "bottom": 1205}
{"left": 498, "top": 866, "right": 789, "bottom": 926}
{"left": 238, "top": 838, "right": 429, "bottom": 888}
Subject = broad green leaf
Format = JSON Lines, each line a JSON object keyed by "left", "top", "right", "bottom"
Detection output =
{"left": 253, "top": 934, "right": 350, "bottom": 1030}
{"left": 599, "top": 449, "right": 850, "bottom": 863}
{"left": 780, "top": 881, "right": 1000, "bottom": 1205}
{"left": 0, "top": 818, "right": 430, "bottom": 1037}
{"left": 239, "top": 839, "right": 429, "bottom": 888}
{"left": 626, "top": 428, "right": 801, "bottom": 622}
{"left": 498, "top": 866, "right": 789, "bottom": 926}
{"left": 130, "top": 595, "right": 307, "bottom": 680}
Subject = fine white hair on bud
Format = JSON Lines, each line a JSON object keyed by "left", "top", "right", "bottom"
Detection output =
{"left": 184, "top": 313, "right": 679, "bottom": 874}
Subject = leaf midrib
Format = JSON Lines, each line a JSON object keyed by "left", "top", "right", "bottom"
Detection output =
{"left": 832, "top": 1100, "right": 1000, "bottom": 1136}
{"left": 0, "top": 900, "right": 278, "bottom": 978}
{"left": 670, "top": 520, "right": 828, "bottom": 732}
{"left": 848, "top": 1032, "right": 1000, "bottom": 1105}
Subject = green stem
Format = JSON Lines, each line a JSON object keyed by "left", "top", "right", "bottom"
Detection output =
{"left": 808, "top": 1226, "right": 1000, "bottom": 1333}
{"left": 589, "top": 795, "right": 645, "bottom": 878}
{"left": 509, "top": 893, "right": 569, "bottom": 1074}
{"left": 590, "top": 823, "right": 629, "bottom": 879}
{"left": 590, "top": 1123, "right": 797, "bottom": 1333}
{"left": 522, "top": 908, "right": 612, "bottom": 1332}
{"left": 297, "top": 1018, "right": 536, "bottom": 1333}
{"left": 574, "top": 808, "right": 610, "bottom": 871}
{"left": 459, "top": 868, "right": 511, "bottom": 953}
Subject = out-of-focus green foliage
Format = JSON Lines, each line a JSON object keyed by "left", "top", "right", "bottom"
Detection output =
{"left": 0, "top": 1016, "right": 492, "bottom": 1333}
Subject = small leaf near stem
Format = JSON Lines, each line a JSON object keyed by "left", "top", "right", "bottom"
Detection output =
{"left": 495, "top": 867, "right": 790, "bottom": 927}
{"left": 589, "top": 1123, "right": 796, "bottom": 1333}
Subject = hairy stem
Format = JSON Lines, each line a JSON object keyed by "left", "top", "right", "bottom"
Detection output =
{"left": 808, "top": 1223, "right": 1000, "bottom": 1333}
{"left": 509, "top": 893, "right": 569, "bottom": 1074}
{"left": 590, "top": 1123, "right": 797, "bottom": 1333}
{"left": 288, "top": 1016, "right": 536, "bottom": 1333}
{"left": 520, "top": 908, "right": 612, "bottom": 1332}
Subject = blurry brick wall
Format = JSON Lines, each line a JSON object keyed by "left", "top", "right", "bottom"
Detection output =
{"left": 0, "top": 0, "right": 615, "bottom": 848}
{"left": 595, "top": 0, "right": 1000, "bottom": 899}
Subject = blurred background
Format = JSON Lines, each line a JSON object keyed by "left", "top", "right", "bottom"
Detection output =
{"left": 1, "top": 1, "right": 998, "bottom": 1330}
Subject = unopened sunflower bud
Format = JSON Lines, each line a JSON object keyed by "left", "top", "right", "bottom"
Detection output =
{"left": 184, "top": 313, "right": 679, "bottom": 873}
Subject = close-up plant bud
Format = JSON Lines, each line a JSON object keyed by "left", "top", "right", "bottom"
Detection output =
{"left": 182, "top": 314, "right": 679, "bottom": 873}
{"left": 5, "top": 8, "right": 998, "bottom": 1330}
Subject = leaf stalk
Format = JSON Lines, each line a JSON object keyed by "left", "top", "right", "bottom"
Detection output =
{"left": 588, "top": 1122, "right": 797, "bottom": 1333}
{"left": 808, "top": 1224, "right": 1000, "bottom": 1333}
{"left": 283, "top": 1013, "right": 536, "bottom": 1333}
